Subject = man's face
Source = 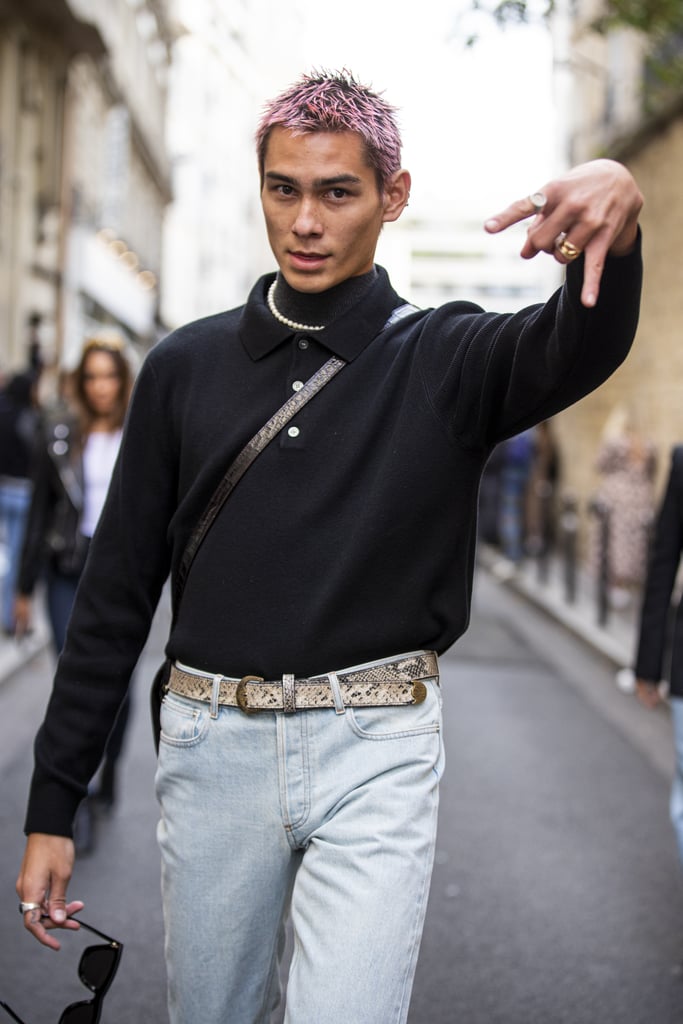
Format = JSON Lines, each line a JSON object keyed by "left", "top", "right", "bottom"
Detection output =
{"left": 261, "top": 127, "right": 404, "bottom": 293}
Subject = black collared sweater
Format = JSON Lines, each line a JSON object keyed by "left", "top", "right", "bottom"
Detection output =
{"left": 26, "top": 246, "right": 642, "bottom": 836}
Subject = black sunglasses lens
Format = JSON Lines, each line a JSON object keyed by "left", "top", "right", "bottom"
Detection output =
{"left": 58, "top": 1001, "right": 97, "bottom": 1024}
{"left": 78, "top": 945, "right": 118, "bottom": 992}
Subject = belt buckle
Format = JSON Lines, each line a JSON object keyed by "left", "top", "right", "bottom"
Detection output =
{"left": 411, "top": 680, "right": 428, "bottom": 704}
{"left": 235, "top": 675, "right": 265, "bottom": 714}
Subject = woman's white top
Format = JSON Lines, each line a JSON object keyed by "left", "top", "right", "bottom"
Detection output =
{"left": 80, "top": 429, "right": 123, "bottom": 537}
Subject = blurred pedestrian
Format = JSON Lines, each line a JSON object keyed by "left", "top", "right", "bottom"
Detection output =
{"left": 591, "top": 404, "right": 657, "bottom": 608}
{"left": 15, "top": 69, "right": 643, "bottom": 1023}
{"left": 0, "top": 371, "right": 41, "bottom": 635}
{"left": 15, "top": 334, "right": 134, "bottom": 849}
{"left": 478, "top": 443, "right": 506, "bottom": 546}
{"left": 634, "top": 445, "right": 683, "bottom": 874}
{"left": 525, "top": 419, "right": 560, "bottom": 558}
{"left": 498, "top": 427, "right": 536, "bottom": 562}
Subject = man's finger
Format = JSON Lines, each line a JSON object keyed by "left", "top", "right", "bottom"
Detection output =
{"left": 580, "top": 265, "right": 601, "bottom": 309}
{"left": 577, "top": 233, "right": 612, "bottom": 308}
{"left": 48, "top": 890, "right": 68, "bottom": 924}
{"left": 484, "top": 194, "right": 546, "bottom": 234}
{"left": 22, "top": 901, "right": 63, "bottom": 950}
{"left": 20, "top": 899, "right": 84, "bottom": 951}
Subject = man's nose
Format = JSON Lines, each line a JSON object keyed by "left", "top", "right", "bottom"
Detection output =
{"left": 292, "top": 198, "right": 322, "bottom": 235}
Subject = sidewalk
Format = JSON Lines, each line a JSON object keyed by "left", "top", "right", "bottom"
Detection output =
{"left": 477, "top": 543, "right": 639, "bottom": 673}
{"left": 0, "top": 606, "right": 50, "bottom": 685}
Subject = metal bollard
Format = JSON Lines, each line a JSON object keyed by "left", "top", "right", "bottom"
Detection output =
{"left": 588, "top": 498, "right": 610, "bottom": 627}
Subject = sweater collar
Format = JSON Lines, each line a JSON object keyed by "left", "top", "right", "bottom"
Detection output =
{"left": 238, "top": 265, "right": 402, "bottom": 363}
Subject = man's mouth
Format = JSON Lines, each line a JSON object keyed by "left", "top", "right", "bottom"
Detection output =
{"left": 289, "top": 251, "right": 328, "bottom": 268}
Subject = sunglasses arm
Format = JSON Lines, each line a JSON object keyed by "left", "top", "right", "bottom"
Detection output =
{"left": 0, "top": 1001, "right": 26, "bottom": 1024}
{"left": 68, "top": 918, "right": 120, "bottom": 947}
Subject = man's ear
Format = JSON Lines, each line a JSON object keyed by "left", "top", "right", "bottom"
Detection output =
{"left": 382, "top": 170, "right": 412, "bottom": 223}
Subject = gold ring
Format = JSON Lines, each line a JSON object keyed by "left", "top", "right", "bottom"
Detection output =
{"left": 555, "top": 235, "right": 582, "bottom": 261}
{"left": 528, "top": 191, "right": 547, "bottom": 214}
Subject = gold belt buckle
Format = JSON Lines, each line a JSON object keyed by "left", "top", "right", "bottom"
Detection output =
{"left": 235, "top": 675, "right": 265, "bottom": 714}
{"left": 411, "top": 680, "right": 428, "bottom": 704}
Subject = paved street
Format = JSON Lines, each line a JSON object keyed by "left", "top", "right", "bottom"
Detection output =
{"left": 411, "top": 571, "right": 682, "bottom": 1024}
{"left": 1, "top": 570, "right": 682, "bottom": 1023}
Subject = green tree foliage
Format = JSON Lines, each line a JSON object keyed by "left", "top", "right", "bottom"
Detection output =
{"left": 595, "top": 0, "right": 683, "bottom": 37}
{"left": 474, "top": 0, "right": 682, "bottom": 35}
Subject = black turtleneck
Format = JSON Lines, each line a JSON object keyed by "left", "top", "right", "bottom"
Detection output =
{"left": 271, "top": 267, "right": 378, "bottom": 328}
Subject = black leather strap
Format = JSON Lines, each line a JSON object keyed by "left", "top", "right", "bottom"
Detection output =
{"left": 170, "top": 301, "right": 420, "bottom": 620}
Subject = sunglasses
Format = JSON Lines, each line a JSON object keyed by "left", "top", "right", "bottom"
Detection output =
{"left": 0, "top": 919, "right": 123, "bottom": 1024}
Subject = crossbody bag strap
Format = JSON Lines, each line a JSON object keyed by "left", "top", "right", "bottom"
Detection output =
{"left": 171, "top": 300, "right": 420, "bottom": 618}
{"left": 172, "top": 354, "right": 346, "bottom": 615}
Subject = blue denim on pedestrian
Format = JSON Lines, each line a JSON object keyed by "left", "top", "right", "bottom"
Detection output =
{"left": 498, "top": 465, "right": 531, "bottom": 563}
{"left": 669, "top": 697, "right": 683, "bottom": 868}
{"left": 45, "top": 565, "right": 81, "bottom": 654}
{"left": 0, "top": 479, "right": 31, "bottom": 631}
{"left": 155, "top": 661, "right": 444, "bottom": 1024}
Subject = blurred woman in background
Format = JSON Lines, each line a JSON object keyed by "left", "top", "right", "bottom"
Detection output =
{"left": 15, "top": 334, "right": 134, "bottom": 849}
{"left": 591, "top": 403, "right": 657, "bottom": 608}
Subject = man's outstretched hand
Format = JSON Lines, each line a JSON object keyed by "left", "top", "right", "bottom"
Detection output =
{"left": 485, "top": 159, "right": 643, "bottom": 308}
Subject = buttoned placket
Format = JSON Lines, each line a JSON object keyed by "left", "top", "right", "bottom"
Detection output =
{"left": 280, "top": 334, "right": 327, "bottom": 449}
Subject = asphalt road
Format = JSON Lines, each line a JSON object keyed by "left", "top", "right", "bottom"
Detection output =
{"left": 1, "top": 570, "right": 681, "bottom": 1023}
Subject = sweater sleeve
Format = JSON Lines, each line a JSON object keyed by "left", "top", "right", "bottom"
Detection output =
{"left": 24, "top": 354, "right": 177, "bottom": 836}
{"left": 634, "top": 447, "right": 683, "bottom": 684}
{"left": 419, "top": 234, "right": 642, "bottom": 450}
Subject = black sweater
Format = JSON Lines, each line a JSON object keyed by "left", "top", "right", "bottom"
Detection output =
{"left": 26, "top": 248, "right": 642, "bottom": 836}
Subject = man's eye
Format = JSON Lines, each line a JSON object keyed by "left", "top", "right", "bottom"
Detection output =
{"left": 275, "top": 184, "right": 294, "bottom": 196}
{"left": 329, "top": 188, "right": 348, "bottom": 199}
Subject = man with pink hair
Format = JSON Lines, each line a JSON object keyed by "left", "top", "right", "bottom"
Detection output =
{"left": 15, "top": 69, "right": 642, "bottom": 1022}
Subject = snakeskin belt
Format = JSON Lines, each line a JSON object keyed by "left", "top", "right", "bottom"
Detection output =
{"left": 167, "top": 651, "right": 439, "bottom": 715}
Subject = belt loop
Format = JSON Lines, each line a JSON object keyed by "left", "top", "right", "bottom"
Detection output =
{"left": 282, "top": 673, "right": 296, "bottom": 714}
{"left": 327, "top": 671, "right": 346, "bottom": 715}
{"left": 209, "top": 674, "right": 222, "bottom": 719}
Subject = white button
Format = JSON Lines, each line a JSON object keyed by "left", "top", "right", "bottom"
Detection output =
{"left": 298, "top": 338, "right": 309, "bottom": 350}
{"left": 292, "top": 380, "right": 304, "bottom": 392}
{"left": 287, "top": 426, "right": 300, "bottom": 438}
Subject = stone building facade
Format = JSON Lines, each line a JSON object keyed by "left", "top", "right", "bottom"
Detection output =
{"left": 0, "top": 0, "right": 174, "bottom": 376}
{"left": 549, "top": 1, "right": 683, "bottom": 544}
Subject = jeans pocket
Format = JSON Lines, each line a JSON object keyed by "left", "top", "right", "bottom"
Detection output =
{"left": 159, "top": 693, "right": 209, "bottom": 747}
{"left": 347, "top": 680, "right": 441, "bottom": 740}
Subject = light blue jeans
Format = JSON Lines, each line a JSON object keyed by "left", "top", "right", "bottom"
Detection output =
{"left": 669, "top": 697, "right": 683, "bottom": 868}
{"left": 155, "top": 662, "right": 444, "bottom": 1024}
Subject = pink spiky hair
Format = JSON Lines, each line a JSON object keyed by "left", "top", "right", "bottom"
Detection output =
{"left": 255, "top": 68, "right": 402, "bottom": 189}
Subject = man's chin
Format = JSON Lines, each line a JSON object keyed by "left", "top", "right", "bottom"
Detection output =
{"left": 279, "top": 268, "right": 332, "bottom": 294}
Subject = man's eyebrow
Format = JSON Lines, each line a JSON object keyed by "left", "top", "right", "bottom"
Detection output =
{"left": 265, "top": 172, "right": 362, "bottom": 188}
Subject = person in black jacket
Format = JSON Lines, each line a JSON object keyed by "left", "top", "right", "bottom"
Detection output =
{"left": 16, "top": 336, "right": 134, "bottom": 836}
{"left": 635, "top": 445, "right": 683, "bottom": 869}
{"left": 14, "top": 70, "right": 644, "bottom": 1024}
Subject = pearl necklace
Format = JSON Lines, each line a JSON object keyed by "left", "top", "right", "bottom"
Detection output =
{"left": 267, "top": 281, "right": 325, "bottom": 332}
